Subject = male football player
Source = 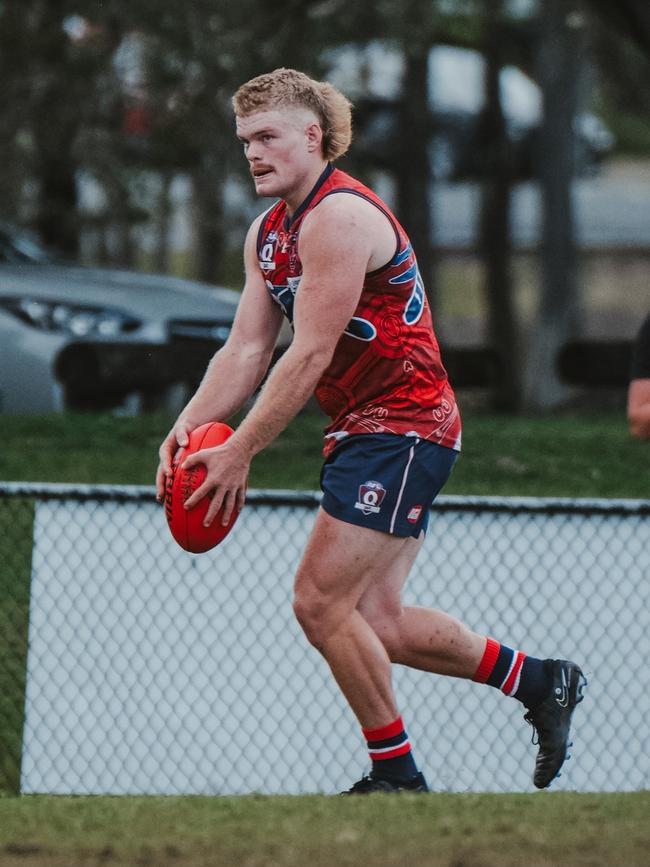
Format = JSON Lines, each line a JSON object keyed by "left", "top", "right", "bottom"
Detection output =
{"left": 156, "top": 68, "right": 585, "bottom": 793}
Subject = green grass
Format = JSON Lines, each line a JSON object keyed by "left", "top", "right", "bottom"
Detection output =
{"left": 450, "top": 412, "right": 650, "bottom": 498}
{"left": 0, "top": 409, "right": 648, "bottom": 497}
{"left": 0, "top": 792, "right": 650, "bottom": 867}
{"left": 0, "top": 792, "right": 648, "bottom": 866}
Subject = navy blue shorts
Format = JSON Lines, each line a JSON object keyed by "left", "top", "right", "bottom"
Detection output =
{"left": 320, "top": 434, "right": 458, "bottom": 538}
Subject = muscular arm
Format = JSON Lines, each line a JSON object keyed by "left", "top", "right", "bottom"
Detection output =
{"left": 182, "top": 194, "right": 378, "bottom": 522}
{"left": 155, "top": 215, "right": 283, "bottom": 497}
{"left": 180, "top": 217, "right": 283, "bottom": 426}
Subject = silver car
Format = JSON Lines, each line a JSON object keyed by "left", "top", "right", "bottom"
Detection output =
{"left": 0, "top": 227, "right": 240, "bottom": 413}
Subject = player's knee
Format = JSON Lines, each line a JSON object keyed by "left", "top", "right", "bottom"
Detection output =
{"left": 292, "top": 590, "right": 324, "bottom": 647}
{"left": 292, "top": 588, "right": 335, "bottom": 650}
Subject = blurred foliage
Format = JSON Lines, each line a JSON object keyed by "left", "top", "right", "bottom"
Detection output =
{"left": 0, "top": 0, "right": 648, "bottom": 413}
{"left": 589, "top": 14, "right": 650, "bottom": 155}
{"left": 2, "top": 0, "right": 648, "bottom": 255}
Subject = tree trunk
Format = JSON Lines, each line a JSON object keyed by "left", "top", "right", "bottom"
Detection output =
{"left": 153, "top": 173, "right": 172, "bottom": 274}
{"left": 191, "top": 156, "right": 226, "bottom": 285}
{"left": 29, "top": 0, "right": 79, "bottom": 256}
{"left": 480, "top": 0, "right": 520, "bottom": 411}
{"left": 396, "top": 37, "right": 436, "bottom": 311}
{"left": 523, "top": 0, "right": 584, "bottom": 411}
{"left": 34, "top": 155, "right": 79, "bottom": 257}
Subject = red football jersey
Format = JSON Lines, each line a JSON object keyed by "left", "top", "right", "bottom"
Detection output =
{"left": 257, "top": 164, "right": 461, "bottom": 457}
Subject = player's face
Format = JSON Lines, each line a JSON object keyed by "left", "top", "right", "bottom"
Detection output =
{"left": 236, "top": 107, "right": 324, "bottom": 204}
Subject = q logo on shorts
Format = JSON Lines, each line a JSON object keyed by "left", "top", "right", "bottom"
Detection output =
{"left": 354, "top": 480, "right": 387, "bottom": 515}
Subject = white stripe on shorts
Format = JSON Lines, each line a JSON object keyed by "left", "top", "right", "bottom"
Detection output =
{"left": 389, "top": 440, "right": 418, "bottom": 534}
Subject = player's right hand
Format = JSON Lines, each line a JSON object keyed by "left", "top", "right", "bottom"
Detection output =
{"left": 155, "top": 420, "right": 193, "bottom": 502}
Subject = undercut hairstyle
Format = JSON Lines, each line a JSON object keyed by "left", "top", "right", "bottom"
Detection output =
{"left": 232, "top": 68, "right": 353, "bottom": 162}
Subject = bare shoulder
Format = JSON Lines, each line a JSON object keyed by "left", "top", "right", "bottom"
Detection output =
{"left": 299, "top": 194, "right": 372, "bottom": 265}
{"left": 300, "top": 192, "right": 395, "bottom": 269}
{"left": 304, "top": 191, "right": 388, "bottom": 233}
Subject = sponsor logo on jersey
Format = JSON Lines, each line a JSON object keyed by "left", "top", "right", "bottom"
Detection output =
{"left": 277, "top": 230, "right": 297, "bottom": 253}
{"left": 354, "top": 480, "right": 387, "bottom": 515}
{"left": 287, "top": 275, "right": 301, "bottom": 292}
{"left": 406, "top": 505, "right": 423, "bottom": 523}
{"left": 259, "top": 237, "right": 276, "bottom": 271}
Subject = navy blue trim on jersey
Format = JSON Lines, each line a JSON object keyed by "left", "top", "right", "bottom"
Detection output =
{"left": 256, "top": 202, "right": 280, "bottom": 257}
{"left": 284, "top": 163, "right": 335, "bottom": 230}
{"left": 320, "top": 434, "right": 457, "bottom": 538}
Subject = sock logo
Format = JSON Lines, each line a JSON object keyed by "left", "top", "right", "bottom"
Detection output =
{"left": 355, "top": 481, "right": 387, "bottom": 515}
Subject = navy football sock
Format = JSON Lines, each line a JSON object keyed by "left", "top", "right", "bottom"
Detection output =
{"left": 473, "top": 638, "right": 552, "bottom": 708}
{"left": 514, "top": 656, "right": 554, "bottom": 708}
{"left": 362, "top": 716, "right": 419, "bottom": 782}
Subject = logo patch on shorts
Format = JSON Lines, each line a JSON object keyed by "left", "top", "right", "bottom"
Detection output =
{"left": 407, "top": 505, "right": 423, "bottom": 523}
{"left": 354, "top": 480, "right": 387, "bottom": 515}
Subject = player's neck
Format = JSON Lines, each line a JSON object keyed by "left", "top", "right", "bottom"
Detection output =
{"left": 284, "top": 160, "right": 330, "bottom": 219}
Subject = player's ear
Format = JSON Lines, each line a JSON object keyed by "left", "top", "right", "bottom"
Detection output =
{"left": 305, "top": 121, "right": 323, "bottom": 153}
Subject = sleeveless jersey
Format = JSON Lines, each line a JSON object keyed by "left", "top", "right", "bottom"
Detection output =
{"left": 257, "top": 164, "right": 461, "bottom": 458}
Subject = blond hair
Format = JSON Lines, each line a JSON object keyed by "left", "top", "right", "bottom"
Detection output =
{"left": 232, "top": 68, "right": 353, "bottom": 162}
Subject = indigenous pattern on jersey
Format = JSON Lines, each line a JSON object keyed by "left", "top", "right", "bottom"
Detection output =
{"left": 257, "top": 164, "right": 461, "bottom": 457}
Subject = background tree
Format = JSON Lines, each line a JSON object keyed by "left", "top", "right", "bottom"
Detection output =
{"left": 523, "top": 0, "right": 585, "bottom": 410}
{"left": 1, "top": 0, "right": 648, "bottom": 416}
{"left": 392, "top": 0, "right": 438, "bottom": 310}
{"left": 478, "top": 0, "right": 520, "bottom": 411}
{"left": 586, "top": 0, "right": 650, "bottom": 58}
{"left": 0, "top": 0, "right": 119, "bottom": 255}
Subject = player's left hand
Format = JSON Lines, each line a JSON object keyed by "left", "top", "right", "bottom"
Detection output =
{"left": 182, "top": 437, "right": 251, "bottom": 527}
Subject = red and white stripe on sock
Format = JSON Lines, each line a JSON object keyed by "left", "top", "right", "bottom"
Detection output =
{"left": 473, "top": 637, "right": 525, "bottom": 697}
{"left": 362, "top": 715, "right": 418, "bottom": 780}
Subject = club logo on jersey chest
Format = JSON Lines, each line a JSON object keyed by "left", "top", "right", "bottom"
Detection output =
{"left": 259, "top": 235, "right": 276, "bottom": 271}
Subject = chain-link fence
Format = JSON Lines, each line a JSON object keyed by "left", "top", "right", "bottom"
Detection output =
{"left": 1, "top": 482, "right": 649, "bottom": 797}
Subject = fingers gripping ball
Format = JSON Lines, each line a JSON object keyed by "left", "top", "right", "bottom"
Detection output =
{"left": 165, "top": 422, "right": 242, "bottom": 552}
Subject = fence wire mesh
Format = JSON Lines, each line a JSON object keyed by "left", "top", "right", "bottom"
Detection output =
{"left": 1, "top": 483, "right": 649, "bottom": 796}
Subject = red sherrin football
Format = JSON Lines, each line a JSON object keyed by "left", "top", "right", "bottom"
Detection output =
{"left": 165, "top": 421, "right": 242, "bottom": 553}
